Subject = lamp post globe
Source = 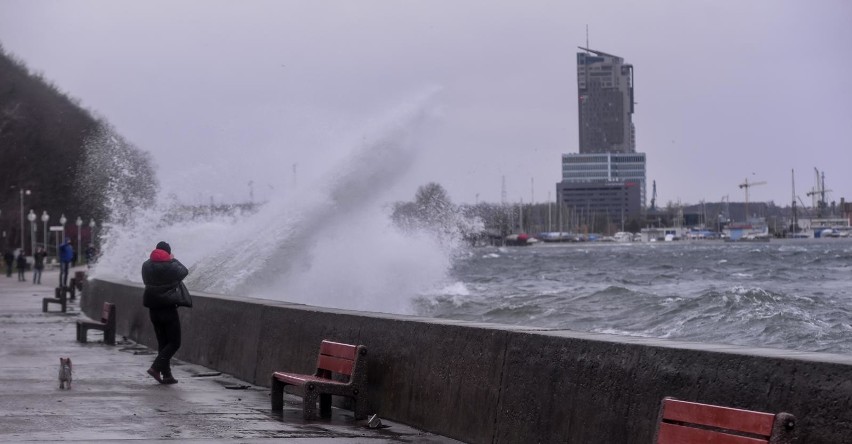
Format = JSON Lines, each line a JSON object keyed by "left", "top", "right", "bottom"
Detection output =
{"left": 27, "top": 210, "right": 36, "bottom": 255}
{"left": 41, "top": 211, "right": 49, "bottom": 255}
{"left": 89, "top": 219, "right": 96, "bottom": 246}
{"left": 59, "top": 214, "right": 67, "bottom": 245}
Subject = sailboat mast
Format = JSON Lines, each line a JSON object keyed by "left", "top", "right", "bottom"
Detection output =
{"left": 791, "top": 169, "right": 798, "bottom": 235}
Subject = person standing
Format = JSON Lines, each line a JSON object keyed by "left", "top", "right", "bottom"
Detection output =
{"left": 15, "top": 251, "right": 27, "bottom": 282}
{"left": 3, "top": 250, "right": 13, "bottom": 277}
{"left": 58, "top": 238, "right": 74, "bottom": 288}
{"left": 141, "top": 241, "right": 188, "bottom": 385}
{"left": 32, "top": 247, "right": 46, "bottom": 284}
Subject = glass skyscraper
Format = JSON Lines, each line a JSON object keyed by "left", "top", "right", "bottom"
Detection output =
{"left": 577, "top": 47, "right": 635, "bottom": 154}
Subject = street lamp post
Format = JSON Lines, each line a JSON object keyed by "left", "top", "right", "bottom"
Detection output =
{"left": 19, "top": 188, "right": 30, "bottom": 253}
{"left": 76, "top": 217, "right": 82, "bottom": 264}
{"left": 41, "top": 211, "right": 49, "bottom": 254}
{"left": 27, "top": 210, "right": 36, "bottom": 256}
{"left": 59, "top": 214, "right": 67, "bottom": 245}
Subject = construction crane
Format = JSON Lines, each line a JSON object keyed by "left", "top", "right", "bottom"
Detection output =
{"left": 650, "top": 180, "right": 657, "bottom": 211}
{"left": 806, "top": 168, "right": 832, "bottom": 218}
{"left": 739, "top": 177, "right": 766, "bottom": 223}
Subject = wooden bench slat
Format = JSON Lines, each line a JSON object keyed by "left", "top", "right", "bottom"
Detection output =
{"left": 273, "top": 372, "right": 349, "bottom": 386}
{"left": 317, "top": 354, "right": 354, "bottom": 376}
{"left": 320, "top": 341, "right": 357, "bottom": 359}
{"left": 662, "top": 398, "right": 775, "bottom": 437}
{"left": 658, "top": 422, "right": 769, "bottom": 444}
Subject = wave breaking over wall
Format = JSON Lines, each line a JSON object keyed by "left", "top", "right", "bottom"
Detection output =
{"left": 92, "top": 89, "right": 462, "bottom": 313}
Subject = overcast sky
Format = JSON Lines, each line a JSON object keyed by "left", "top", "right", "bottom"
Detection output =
{"left": 1, "top": 0, "right": 851, "bottom": 208}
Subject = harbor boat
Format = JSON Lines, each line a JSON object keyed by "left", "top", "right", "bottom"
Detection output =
{"left": 725, "top": 233, "right": 770, "bottom": 243}
{"left": 505, "top": 233, "right": 538, "bottom": 246}
{"left": 613, "top": 232, "right": 634, "bottom": 242}
{"left": 537, "top": 232, "right": 581, "bottom": 243}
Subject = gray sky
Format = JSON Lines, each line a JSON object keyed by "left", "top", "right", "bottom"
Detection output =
{"left": 2, "top": 0, "right": 851, "bottom": 208}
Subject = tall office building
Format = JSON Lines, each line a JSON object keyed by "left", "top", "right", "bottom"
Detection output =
{"left": 557, "top": 47, "right": 647, "bottom": 224}
{"left": 577, "top": 47, "right": 635, "bottom": 154}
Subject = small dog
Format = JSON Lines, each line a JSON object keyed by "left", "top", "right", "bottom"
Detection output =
{"left": 58, "top": 357, "right": 73, "bottom": 389}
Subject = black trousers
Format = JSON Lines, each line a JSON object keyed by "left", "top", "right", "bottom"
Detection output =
{"left": 59, "top": 262, "right": 70, "bottom": 287}
{"left": 149, "top": 307, "right": 181, "bottom": 375}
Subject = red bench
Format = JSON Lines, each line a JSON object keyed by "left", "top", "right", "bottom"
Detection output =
{"left": 76, "top": 302, "right": 116, "bottom": 345}
{"left": 655, "top": 397, "right": 796, "bottom": 444}
{"left": 42, "top": 286, "right": 68, "bottom": 313}
{"left": 270, "top": 340, "right": 368, "bottom": 420}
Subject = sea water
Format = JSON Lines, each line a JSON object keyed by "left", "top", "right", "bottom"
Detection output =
{"left": 414, "top": 239, "right": 852, "bottom": 355}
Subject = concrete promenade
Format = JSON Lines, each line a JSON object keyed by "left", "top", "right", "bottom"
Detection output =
{"left": 0, "top": 266, "right": 458, "bottom": 443}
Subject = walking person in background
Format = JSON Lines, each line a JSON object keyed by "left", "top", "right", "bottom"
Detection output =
{"left": 85, "top": 244, "right": 97, "bottom": 268}
{"left": 3, "top": 250, "right": 13, "bottom": 277}
{"left": 32, "top": 247, "right": 46, "bottom": 284}
{"left": 15, "top": 250, "right": 26, "bottom": 282}
{"left": 141, "top": 241, "right": 188, "bottom": 385}
{"left": 58, "top": 238, "right": 73, "bottom": 288}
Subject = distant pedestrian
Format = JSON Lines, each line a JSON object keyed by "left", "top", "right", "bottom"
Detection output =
{"left": 58, "top": 238, "right": 74, "bottom": 288}
{"left": 33, "top": 247, "right": 47, "bottom": 284}
{"left": 142, "top": 241, "right": 189, "bottom": 385}
{"left": 3, "top": 250, "right": 13, "bottom": 277}
{"left": 85, "top": 244, "right": 97, "bottom": 268}
{"left": 16, "top": 251, "right": 27, "bottom": 282}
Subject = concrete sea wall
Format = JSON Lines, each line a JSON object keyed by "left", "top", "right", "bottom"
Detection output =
{"left": 81, "top": 278, "right": 852, "bottom": 443}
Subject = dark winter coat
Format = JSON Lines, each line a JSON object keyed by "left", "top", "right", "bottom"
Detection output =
{"left": 59, "top": 242, "right": 74, "bottom": 263}
{"left": 15, "top": 255, "right": 26, "bottom": 270}
{"left": 141, "top": 249, "right": 189, "bottom": 310}
{"left": 33, "top": 251, "right": 46, "bottom": 270}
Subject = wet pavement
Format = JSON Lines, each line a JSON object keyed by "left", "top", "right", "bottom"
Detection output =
{"left": 0, "top": 266, "right": 460, "bottom": 443}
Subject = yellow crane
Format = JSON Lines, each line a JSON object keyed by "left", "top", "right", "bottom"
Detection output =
{"left": 739, "top": 178, "right": 766, "bottom": 222}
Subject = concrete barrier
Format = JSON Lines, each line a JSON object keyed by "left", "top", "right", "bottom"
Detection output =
{"left": 81, "top": 278, "right": 852, "bottom": 443}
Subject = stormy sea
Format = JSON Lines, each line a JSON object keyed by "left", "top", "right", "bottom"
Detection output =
{"left": 412, "top": 239, "right": 852, "bottom": 356}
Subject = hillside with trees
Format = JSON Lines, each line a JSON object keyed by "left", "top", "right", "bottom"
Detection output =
{"left": 0, "top": 43, "right": 157, "bottom": 253}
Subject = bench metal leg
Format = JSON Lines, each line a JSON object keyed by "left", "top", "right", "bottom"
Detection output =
{"left": 353, "top": 393, "right": 368, "bottom": 420}
{"left": 271, "top": 378, "right": 285, "bottom": 411}
{"left": 303, "top": 387, "right": 319, "bottom": 419}
{"left": 319, "top": 393, "right": 332, "bottom": 418}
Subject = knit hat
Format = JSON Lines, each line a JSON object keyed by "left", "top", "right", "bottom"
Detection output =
{"left": 155, "top": 241, "right": 171, "bottom": 254}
